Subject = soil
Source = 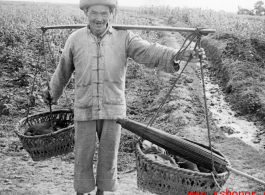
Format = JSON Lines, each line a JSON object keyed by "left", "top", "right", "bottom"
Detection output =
{"left": 1, "top": 16, "right": 265, "bottom": 195}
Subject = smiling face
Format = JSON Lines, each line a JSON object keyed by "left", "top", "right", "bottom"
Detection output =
{"left": 85, "top": 5, "right": 112, "bottom": 37}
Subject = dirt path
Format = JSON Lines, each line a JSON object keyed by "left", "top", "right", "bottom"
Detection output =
{"left": 0, "top": 148, "right": 153, "bottom": 195}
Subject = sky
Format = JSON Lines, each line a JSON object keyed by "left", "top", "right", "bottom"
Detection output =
{"left": 1, "top": 0, "right": 260, "bottom": 13}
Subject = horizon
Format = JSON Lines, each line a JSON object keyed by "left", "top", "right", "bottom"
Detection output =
{"left": 0, "top": 0, "right": 260, "bottom": 13}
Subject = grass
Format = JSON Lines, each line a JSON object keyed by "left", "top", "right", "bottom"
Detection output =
{"left": 140, "top": 5, "right": 265, "bottom": 40}
{"left": 201, "top": 32, "right": 265, "bottom": 120}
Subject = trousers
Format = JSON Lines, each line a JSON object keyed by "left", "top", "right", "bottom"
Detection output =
{"left": 74, "top": 120, "right": 121, "bottom": 193}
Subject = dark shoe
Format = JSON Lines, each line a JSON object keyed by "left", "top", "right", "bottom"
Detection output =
{"left": 96, "top": 189, "right": 104, "bottom": 195}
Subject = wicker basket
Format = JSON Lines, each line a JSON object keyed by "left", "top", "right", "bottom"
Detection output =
{"left": 15, "top": 109, "right": 74, "bottom": 161}
{"left": 135, "top": 140, "right": 231, "bottom": 195}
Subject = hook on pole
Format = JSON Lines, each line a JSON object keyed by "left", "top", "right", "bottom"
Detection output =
{"left": 40, "top": 26, "right": 47, "bottom": 34}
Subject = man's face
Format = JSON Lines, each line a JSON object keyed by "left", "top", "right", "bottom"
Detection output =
{"left": 86, "top": 5, "right": 112, "bottom": 37}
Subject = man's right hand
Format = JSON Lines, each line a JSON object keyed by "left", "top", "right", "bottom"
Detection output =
{"left": 42, "top": 88, "right": 57, "bottom": 105}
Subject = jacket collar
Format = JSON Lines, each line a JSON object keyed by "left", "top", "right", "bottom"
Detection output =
{"left": 86, "top": 23, "right": 113, "bottom": 38}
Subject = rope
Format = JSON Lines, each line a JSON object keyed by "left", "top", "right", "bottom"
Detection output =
{"left": 24, "top": 27, "right": 73, "bottom": 129}
{"left": 146, "top": 33, "right": 198, "bottom": 128}
{"left": 43, "top": 30, "right": 73, "bottom": 112}
{"left": 25, "top": 49, "right": 41, "bottom": 124}
{"left": 211, "top": 172, "right": 221, "bottom": 189}
{"left": 46, "top": 33, "right": 56, "bottom": 66}
{"left": 144, "top": 28, "right": 221, "bottom": 178}
{"left": 146, "top": 56, "right": 192, "bottom": 128}
{"left": 41, "top": 29, "right": 54, "bottom": 130}
{"left": 197, "top": 36, "right": 218, "bottom": 176}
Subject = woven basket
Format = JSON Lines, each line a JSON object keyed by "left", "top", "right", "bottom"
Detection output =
{"left": 135, "top": 140, "right": 231, "bottom": 195}
{"left": 15, "top": 109, "right": 74, "bottom": 161}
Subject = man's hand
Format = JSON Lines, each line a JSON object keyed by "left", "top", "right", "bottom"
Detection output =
{"left": 177, "top": 48, "right": 206, "bottom": 63}
{"left": 42, "top": 88, "right": 57, "bottom": 105}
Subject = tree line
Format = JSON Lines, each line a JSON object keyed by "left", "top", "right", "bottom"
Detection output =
{"left": 238, "top": 1, "right": 265, "bottom": 16}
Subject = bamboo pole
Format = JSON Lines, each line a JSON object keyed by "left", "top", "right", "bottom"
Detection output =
{"left": 227, "top": 166, "right": 265, "bottom": 186}
{"left": 38, "top": 24, "right": 215, "bottom": 35}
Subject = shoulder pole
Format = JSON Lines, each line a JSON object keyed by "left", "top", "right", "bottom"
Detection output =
{"left": 39, "top": 24, "right": 215, "bottom": 35}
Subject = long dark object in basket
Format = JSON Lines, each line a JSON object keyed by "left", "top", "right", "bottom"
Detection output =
{"left": 116, "top": 118, "right": 229, "bottom": 173}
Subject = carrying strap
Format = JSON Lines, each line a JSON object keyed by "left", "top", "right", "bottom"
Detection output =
{"left": 25, "top": 48, "right": 41, "bottom": 125}
{"left": 145, "top": 28, "right": 219, "bottom": 177}
{"left": 147, "top": 29, "right": 199, "bottom": 127}
{"left": 41, "top": 29, "right": 54, "bottom": 130}
{"left": 147, "top": 32, "right": 198, "bottom": 127}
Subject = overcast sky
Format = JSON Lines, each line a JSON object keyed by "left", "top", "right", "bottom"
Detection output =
{"left": 2, "top": 0, "right": 259, "bottom": 13}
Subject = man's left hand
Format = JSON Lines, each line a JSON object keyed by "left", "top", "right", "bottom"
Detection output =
{"left": 177, "top": 48, "right": 206, "bottom": 63}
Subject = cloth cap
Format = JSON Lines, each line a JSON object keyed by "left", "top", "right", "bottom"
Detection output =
{"left": 80, "top": 0, "right": 118, "bottom": 10}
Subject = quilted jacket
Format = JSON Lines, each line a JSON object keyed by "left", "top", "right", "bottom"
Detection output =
{"left": 50, "top": 24, "right": 178, "bottom": 121}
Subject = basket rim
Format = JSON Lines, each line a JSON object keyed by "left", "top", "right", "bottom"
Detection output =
{"left": 14, "top": 109, "right": 74, "bottom": 139}
{"left": 136, "top": 140, "right": 230, "bottom": 178}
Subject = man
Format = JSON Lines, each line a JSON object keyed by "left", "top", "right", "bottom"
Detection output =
{"left": 43, "top": 0, "right": 204, "bottom": 194}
